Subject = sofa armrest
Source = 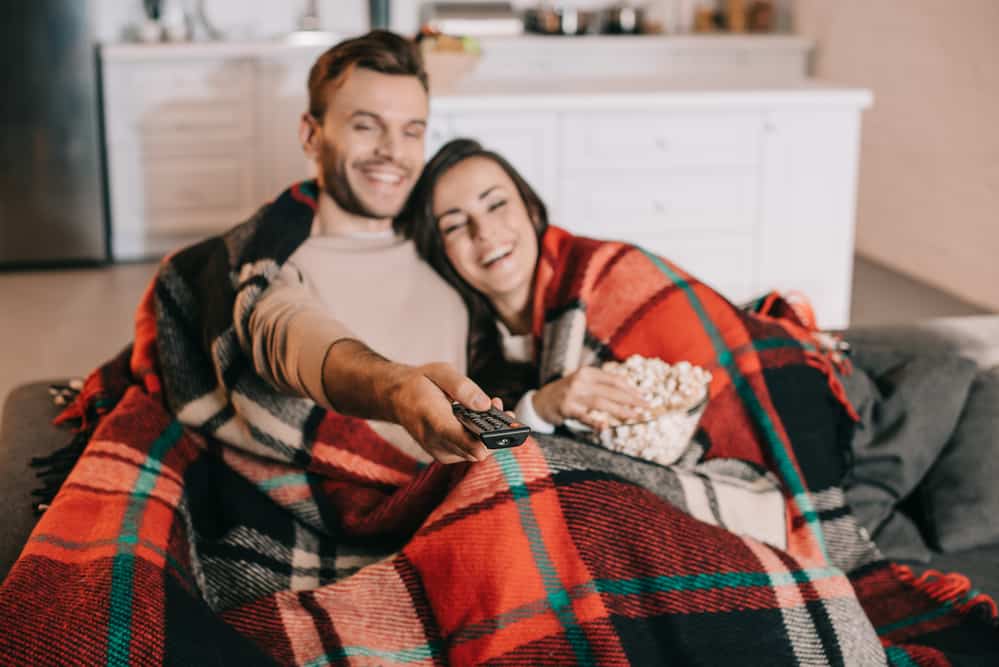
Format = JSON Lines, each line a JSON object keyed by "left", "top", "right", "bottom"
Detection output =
{"left": 842, "top": 315, "right": 999, "bottom": 370}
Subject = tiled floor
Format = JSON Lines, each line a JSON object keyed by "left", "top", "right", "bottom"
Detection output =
{"left": 0, "top": 255, "right": 991, "bottom": 431}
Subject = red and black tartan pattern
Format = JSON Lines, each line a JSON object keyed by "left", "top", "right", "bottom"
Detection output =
{"left": 2, "top": 183, "right": 996, "bottom": 665}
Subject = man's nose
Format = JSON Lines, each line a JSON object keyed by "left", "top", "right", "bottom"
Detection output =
{"left": 374, "top": 129, "right": 402, "bottom": 162}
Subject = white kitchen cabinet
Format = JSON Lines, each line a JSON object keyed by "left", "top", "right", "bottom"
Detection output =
{"left": 100, "top": 41, "right": 869, "bottom": 328}
{"left": 757, "top": 110, "right": 864, "bottom": 328}
{"left": 102, "top": 55, "right": 260, "bottom": 258}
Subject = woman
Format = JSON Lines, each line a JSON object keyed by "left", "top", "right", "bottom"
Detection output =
{"left": 399, "top": 138, "right": 648, "bottom": 434}
{"left": 400, "top": 138, "right": 857, "bottom": 475}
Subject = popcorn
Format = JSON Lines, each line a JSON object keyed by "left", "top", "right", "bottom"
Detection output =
{"left": 584, "top": 355, "right": 712, "bottom": 466}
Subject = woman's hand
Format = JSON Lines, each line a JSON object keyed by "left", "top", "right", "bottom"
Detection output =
{"left": 531, "top": 367, "right": 648, "bottom": 430}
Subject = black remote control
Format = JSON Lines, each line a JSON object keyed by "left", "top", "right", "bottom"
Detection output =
{"left": 452, "top": 402, "right": 531, "bottom": 449}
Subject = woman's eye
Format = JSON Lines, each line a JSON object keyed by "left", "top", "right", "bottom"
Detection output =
{"left": 442, "top": 220, "right": 467, "bottom": 236}
{"left": 405, "top": 127, "right": 425, "bottom": 139}
{"left": 488, "top": 200, "right": 507, "bottom": 213}
{"left": 354, "top": 124, "right": 373, "bottom": 132}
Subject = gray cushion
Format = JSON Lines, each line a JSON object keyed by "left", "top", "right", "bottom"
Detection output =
{"left": 839, "top": 346, "right": 978, "bottom": 562}
{"left": 0, "top": 381, "right": 68, "bottom": 582}
{"left": 920, "top": 366, "right": 999, "bottom": 552}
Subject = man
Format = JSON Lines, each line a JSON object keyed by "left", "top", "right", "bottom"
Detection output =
{"left": 245, "top": 31, "right": 492, "bottom": 464}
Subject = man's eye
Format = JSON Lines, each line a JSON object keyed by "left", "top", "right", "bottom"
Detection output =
{"left": 354, "top": 124, "right": 373, "bottom": 132}
{"left": 405, "top": 127, "right": 426, "bottom": 139}
{"left": 488, "top": 200, "right": 507, "bottom": 213}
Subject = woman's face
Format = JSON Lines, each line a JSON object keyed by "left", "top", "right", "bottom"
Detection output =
{"left": 432, "top": 157, "right": 539, "bottom": 310}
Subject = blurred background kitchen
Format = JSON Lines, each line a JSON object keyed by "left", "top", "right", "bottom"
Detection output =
{"left": 1, "top": 0, "right": 996, "bottom": 413}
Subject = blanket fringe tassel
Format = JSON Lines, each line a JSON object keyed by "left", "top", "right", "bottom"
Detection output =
{"left": 29, "top": 382, "right": 90, "bottom": 515}
{"left": 892, "top": 563, "right": 999, "bottom": 620}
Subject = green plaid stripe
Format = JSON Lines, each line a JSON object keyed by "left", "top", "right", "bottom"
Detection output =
{"left": 495, "top": 450, "right": 597, "bottom": 666}
{"left": 884, "top": 646, "right": 919, "bottom": 666}
{"left": 451, "top": 567, "right": 845, "bottom": 648}
{"left": 876, "top": 587, "right": 984, "bottom": 637}
{"left": 107, "top": 419, "right": 184, "bottom": 667}
{"left": 752, "top": 337, "right": 818, "bottom": 353}
{"left": 640, "top": 249, "right": 830, "bottom": 561}
{"left": 305, "top": 644, "right": 437, "bottom": 666}
{"left": 595, "top": 567, "right": 843, "bottom": 596}
{"left": 32, "top": 533, "right": 195, "bottom": 590}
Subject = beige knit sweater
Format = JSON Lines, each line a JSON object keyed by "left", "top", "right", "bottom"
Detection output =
{"left": 247, "top": 230, "right": 468, "bottom": 462}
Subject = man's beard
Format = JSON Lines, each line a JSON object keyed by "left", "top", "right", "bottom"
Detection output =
{"left": 318, "top": 140, "right": 408, "bottom": 221}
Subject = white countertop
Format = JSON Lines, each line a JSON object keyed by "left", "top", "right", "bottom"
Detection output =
{"left": 433, "top": 76, "right": 873, "bottom": 111}
{"left": 100, "top": 34, "right": 812, "bottom": 62}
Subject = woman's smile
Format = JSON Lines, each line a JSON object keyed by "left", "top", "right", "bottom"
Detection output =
{"left": 480, "top": 242, "right": 516, "bottom": 269}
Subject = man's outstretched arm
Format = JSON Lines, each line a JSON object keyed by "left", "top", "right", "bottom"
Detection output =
{"left": 243, "top": 265, "right": 492, "bottom": 463}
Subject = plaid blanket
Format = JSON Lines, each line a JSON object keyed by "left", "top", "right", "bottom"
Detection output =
{"left": 2, "top": 183, "right": 996, "bottom": 666}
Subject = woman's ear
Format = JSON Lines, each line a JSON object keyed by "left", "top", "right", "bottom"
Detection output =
{"left": 299, "top": 113, "right": 320, "bottom": 160}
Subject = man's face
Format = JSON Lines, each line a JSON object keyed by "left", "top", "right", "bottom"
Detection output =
{"left": 306, "top": 68, "right": 429, "bottom": 221}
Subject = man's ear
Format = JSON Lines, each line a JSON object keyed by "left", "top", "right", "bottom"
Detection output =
{"left": 299, "top": 113, "right": 320, "bottom": 159}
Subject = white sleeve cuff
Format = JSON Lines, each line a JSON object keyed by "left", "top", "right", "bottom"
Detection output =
{"left": 515, "top": 390, "right": 556, "bottom": 435}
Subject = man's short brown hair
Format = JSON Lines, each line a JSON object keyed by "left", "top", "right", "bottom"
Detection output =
{"left": 307, "top": 30, "right": 428, "bottom": 119}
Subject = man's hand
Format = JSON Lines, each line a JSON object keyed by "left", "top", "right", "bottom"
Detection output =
{"left": 322, "top": 339, "right": 495, "bottom": 464}
{"left": 532, "top": 367, "right": 648, "bottom": 430}
{"left": 380, "top": 362, "right": 496, "bottom": 464}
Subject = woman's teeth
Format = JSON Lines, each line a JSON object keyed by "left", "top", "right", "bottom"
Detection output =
{"left": 482, "top": 245, "right": 514, "bottom": 267}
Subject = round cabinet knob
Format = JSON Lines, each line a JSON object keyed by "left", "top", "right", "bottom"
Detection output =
{"left": 655, "top": 137, "right": 669, "bottom": 151}
{"left": 653, "top": 200, "right": 668, "bottom": 214}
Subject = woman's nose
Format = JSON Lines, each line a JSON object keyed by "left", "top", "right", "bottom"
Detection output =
{"left": 471, "top": 220, "right": 499, "bottom": 244}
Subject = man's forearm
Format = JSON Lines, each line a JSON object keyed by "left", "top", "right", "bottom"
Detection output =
{"left": 319, "top": 337, "right": 407, "bottom": 421}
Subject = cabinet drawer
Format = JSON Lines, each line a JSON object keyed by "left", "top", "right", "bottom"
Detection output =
{"left": 559, "top": 167, "right": 758, "bottom": 237}
{"left": 143, "top": 156, "right": 254, "bottom": 235}
{"left": 137, "top": 101, "right": 252, "bottom": 142}
{"left": 125, "top": 59, "right": 253, "bottom": 100}
{"left": 562, "top": 111, "right": 761, "bottom": 168}
{"left": 108, "top": 60, "right": 254, "bottom": 142}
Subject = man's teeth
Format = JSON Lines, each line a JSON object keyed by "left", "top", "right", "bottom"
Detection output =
{"left": 366, "top": 171, "right": 403, "bottom": 184}
{"left": 482, "top": 246, "right": 513, "bottom": 266}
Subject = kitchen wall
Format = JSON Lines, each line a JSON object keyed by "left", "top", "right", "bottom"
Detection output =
{"left": 794, "top": 0, "right": 999, "bottom": 311}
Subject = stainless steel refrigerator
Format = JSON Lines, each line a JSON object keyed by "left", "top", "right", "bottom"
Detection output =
{"left": 0, "top": 1, "right": 108, "bottom": 266}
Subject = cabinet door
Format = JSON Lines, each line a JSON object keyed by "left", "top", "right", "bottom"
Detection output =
{"left": 758, "top": 110, "right": 863, "bottom": 329}
{"left": 446, "top": 112, "right": 559, "bottom": 215}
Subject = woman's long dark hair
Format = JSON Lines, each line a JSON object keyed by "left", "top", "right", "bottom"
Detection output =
{"left": 396, "top": 139, "right": 549, "bottom": 408}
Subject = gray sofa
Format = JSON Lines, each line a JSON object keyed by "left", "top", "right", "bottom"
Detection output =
{"left": 3, "top": 315, "right": 998, "bottom": 596}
